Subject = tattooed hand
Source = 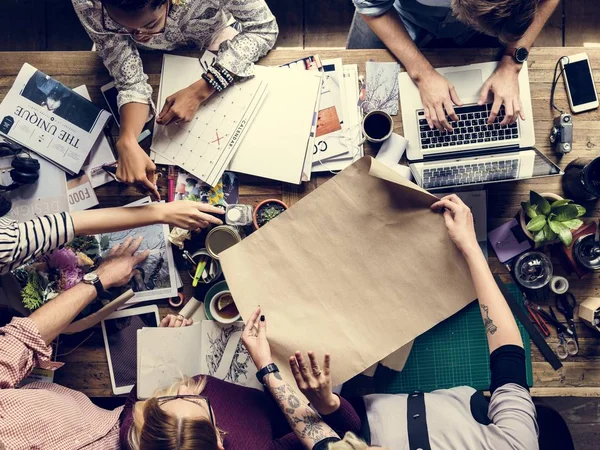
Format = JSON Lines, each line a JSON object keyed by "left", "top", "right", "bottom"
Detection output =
{"left": 290, "top": 352, "right": 341, "bottom": 416}
{"left": 241, "top": 306, "right": 274, "bottom": 370}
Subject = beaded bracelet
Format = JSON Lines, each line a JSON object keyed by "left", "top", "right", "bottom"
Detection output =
{"left": 201, "top": 72, "right": 223, "bottom": 92}
{"left": 213, "top": 63, "right": 234, "bottom": 84}
{"left": 208, "top": 66, "right": 230, "bottom": 91}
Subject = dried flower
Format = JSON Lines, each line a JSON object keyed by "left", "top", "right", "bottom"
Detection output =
{"left": 77, "top": 252, "right": 95, "bottom": 267}
{"left": 172, "top": 0, "right": 188, "bottom": 6}
{"left": 48, "top": 248, "right": 79, "bottom": 271}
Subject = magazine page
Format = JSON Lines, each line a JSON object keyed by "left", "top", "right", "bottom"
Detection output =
{"left": 0, "top": 63, "right": 111, "bottom": 175}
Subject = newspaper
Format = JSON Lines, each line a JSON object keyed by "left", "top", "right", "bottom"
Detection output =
{"left": 0, "top": 63, "right": 111, "bottom": 175}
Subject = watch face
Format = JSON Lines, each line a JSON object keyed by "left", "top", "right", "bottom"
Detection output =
{"left": 83, "top": 272, "right": 98, "bottom": 283}
{"left": 515, "top": 47, "right": 529, "bottom": 63}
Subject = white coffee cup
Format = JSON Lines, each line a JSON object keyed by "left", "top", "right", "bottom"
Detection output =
{"left": 209, "top": 290, "right": 241, "bottom": 324}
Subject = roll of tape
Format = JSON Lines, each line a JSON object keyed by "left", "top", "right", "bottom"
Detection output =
{"left": 550, "top": 276, "right": 569, "bottom": 295}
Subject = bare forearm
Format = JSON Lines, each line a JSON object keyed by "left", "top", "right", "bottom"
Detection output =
{"left": 29, "top": 283, "right": 96, "bottom": 344}
{"left": 119, "top": 103, "right": 150, "bottom": 144}
{"left": 71, "top": 203, "right": 165, "bottom": 235}
{"left": 463, "top": 248, "right": 523, "bottom": 353}
{"left": 264, "top": 372, "right": 338, "bottom": 447}
{"left": 506, "top": 0, "right": 561, "bottom": 51}
{"left": 362, "top": 11, "right": 434, "bottom": 81}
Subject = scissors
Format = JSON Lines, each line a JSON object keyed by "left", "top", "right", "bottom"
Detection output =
{"left": 523, "top": 297, "right": 551, "bottom": 337}
{"left": 555, "top": 292, "right": 579, "bottom": 348}
{"left": 539, "top": 306, "right": 579, "bottom": 360}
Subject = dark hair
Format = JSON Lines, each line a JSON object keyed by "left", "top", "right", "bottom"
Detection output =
{"left": 103, "top": 0, "right": 167, "bottom": 11}
{"left": 452, "top": 0, "right": 538, "bottom": 43}
{"left": 138, "top": 398, "right": 220, "bottom": 450}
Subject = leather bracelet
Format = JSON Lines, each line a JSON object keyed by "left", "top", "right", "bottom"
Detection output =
{"left": 256, "top": 363, "right": 279, "bottom": 384}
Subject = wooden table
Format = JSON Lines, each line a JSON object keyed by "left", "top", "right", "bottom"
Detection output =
{"left": 2, "top": 48, "right": 600, "bottom": 398}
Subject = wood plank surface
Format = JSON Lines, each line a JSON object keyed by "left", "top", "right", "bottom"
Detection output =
{"left": 1, "top": 48, "right": 600, "bottom": 398}
{"left": 565, "top": 0, "right": 600, "bottom": 46}
{"left": 303, "top": 0, "right": 355, "bottom": 48}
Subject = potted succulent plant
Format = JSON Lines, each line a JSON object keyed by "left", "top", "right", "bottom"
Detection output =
{"left": 520, "top": 190, "right": 586, "bottom": 247}
{"left": 253, "top": 199, "right": 288, "bottom": 229}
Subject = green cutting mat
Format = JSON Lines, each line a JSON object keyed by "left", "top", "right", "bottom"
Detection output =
{"left": 343, "top": 284, "right": 533, "bottom": 395}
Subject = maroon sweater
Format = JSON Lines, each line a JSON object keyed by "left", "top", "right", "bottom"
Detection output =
{"left": 120, "top": 376, "right": 361, "bottom": 449}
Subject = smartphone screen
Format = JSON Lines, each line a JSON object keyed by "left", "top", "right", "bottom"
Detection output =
{"left": 101, "top": 84, "right": 121, "bottom": 126}
{"left": 564, "top": 60, "right": 597, "bottom": 107}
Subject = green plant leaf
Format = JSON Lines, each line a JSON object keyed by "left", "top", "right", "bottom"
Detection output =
{"left": 551, "top": 199, "right": 573, "bottom": 209}
{"left": 562, "top": 218, "right": 584, "bottom": 230}
{"left": 521, "top": 201, "right": 537, "bottom": 219}
{"left": 549, "top": 220, "right": 573, "bottom": 246}
{"left": 533, "top": 228, "right": 546, "bottom": 246}
{"left": 543, "top": 223, "right": 557, "bottom": 241}
{"left": 575, "top": 205, "right": 587, "bottom": 217}
{"left": 527, "top": 215, "right": 547, "bottom": 232}
{"left": 553, "top": 204, "right": 579, "bottom": 221}
{"left": 530, "top": 191, "right": 551, "bottom": 215}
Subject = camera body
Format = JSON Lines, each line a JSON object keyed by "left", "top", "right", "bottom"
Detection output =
{"left": 550, "top": 113, "right": 573, "bottom": 154}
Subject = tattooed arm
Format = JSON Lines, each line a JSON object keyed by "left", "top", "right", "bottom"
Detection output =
{"left": 264, "top": 372, "right": 340, "bottom": 448}
{"left": 242, "top": 307, "right": 341, "bottom": 449}
{"left": 431, "top": 195, "right": 523, "bottom": 353}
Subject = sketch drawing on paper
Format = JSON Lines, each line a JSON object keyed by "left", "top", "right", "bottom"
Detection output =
{"left": 365, "top": 62, "right": 400, "bottom": 115}
{"left": 204, "top": 322, "right": 260, "bottom": 389}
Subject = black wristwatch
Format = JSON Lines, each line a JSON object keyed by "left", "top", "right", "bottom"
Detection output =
{"left": 256, "top": 363, "right": 279, "bottom": 384}
{"left": 82, "top": 271, "right": 108, "bottom": 298}
{"left": 508, "top": 47, "right": 529, "bottom": 64}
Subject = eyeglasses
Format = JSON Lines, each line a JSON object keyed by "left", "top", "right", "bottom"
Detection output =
{"left": 101, "top": 0, "right": 170, "bottom": 37}
{"left": 156, "top": 394, "right": 215, "bottom": 425}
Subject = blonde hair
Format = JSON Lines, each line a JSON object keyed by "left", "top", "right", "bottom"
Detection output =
{"left": 328, "top": 433, "right": 370, "bottom": 450}
{"left": 128, "top": 375, "right": 219, "bottom": 450}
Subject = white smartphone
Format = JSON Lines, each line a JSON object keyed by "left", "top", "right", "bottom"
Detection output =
{"left": 561, "top": 53, "right": 599, "bottom": 113}
{"left": 101, "top": 305, "right": 160, "bottom": 395}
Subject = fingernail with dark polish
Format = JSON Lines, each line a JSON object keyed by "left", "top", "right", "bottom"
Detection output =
{"left": 260, "top": 315, "right": 265, "bottom": 322}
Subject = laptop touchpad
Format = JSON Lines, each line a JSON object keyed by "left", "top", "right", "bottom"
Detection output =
{"left": 445, "top": 69, "right": 483, "bottom": 102}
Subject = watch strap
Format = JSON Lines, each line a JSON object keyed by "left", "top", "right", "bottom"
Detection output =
{"left": 93, "top": 277, "right": 107, "bottom": 298}
{"left": 256, "top": 363, "right": 279, "bottom": 384}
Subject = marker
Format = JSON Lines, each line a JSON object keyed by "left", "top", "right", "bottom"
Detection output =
{"left": 192, "top": 256, "right": 208, "bottom": 287}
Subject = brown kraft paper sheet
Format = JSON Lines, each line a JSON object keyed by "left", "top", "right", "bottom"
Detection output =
{"left": 220, "top": 156, "right": 476, "bottom": 388}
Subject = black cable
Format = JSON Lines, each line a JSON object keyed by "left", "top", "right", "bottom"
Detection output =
{"left": 550, "top": 56, "right": 569, "bottom": 114}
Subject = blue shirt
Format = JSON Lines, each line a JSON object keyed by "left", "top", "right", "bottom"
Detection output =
{"left": 353, "top": 0, "right": 474, "bottom": 43}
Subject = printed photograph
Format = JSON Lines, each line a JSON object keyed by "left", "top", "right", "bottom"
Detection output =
{"left": 174, "top": 170, "right": 238, "bottom": 205}
{"left": 97, "top": 223, "right": 177, "bottom": 302}
{"left": 20, "top": 70, "right": 101, "bottom": 132}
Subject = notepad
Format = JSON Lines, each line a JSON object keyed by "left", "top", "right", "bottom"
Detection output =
{"left": 137, "top": 320, "right": 262, "bottom": 399}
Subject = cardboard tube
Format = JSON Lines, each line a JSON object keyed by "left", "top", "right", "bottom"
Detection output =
{"left": 63, "top": 289, "right": 135, "bottom": 334}
{"left": 550, "top": 276, "right": 569, "bottom": 295}
{"left": 178, "top": 296, "right": 202, "bottom": 320}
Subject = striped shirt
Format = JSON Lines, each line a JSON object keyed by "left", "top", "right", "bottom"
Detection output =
{"left": 0, "top": 213, "right": 75, "bottom": 274}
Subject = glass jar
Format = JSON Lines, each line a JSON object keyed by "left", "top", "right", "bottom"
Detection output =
{"left": 562, "top": 157, "right": 600, "bottom": 201}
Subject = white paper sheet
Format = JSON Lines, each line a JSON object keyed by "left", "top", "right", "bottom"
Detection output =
{"left": 227, "top": 67, "right": 322, "bottom": 184}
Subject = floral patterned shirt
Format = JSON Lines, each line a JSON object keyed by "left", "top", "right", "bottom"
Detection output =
{"left": 72, "top": 0, "right": 279, "bottom": 111}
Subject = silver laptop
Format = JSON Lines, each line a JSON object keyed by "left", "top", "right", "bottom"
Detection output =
{"left": 399, "top": 61, "right": 562, "bottom": 190}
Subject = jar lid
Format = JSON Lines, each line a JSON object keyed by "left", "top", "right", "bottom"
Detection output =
{"left": 206, "top": 225, "right": 242, "bottom": 259}
{"left": 574, "top": 234, "right": 600, "bottom": 270}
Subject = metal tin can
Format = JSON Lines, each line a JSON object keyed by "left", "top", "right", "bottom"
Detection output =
{"left": 573, "top": 234, "right": 600, "bottom": 270}
{"left": 206, "top": 225, "right": 244, "bottom": 260}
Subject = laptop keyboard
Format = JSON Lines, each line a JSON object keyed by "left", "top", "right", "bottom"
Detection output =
{"left": 422, "top": 159, "right": 519, "bottom": 189}
{"left": 417, "top": 104, "right": 519, "bottom": 150}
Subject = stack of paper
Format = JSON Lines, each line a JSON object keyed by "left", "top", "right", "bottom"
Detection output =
{"left": 227, "top": 66, "right": 322, "bottom": 184}
{"left": 137, "top": 320, "right": 262, "bottom": 399}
